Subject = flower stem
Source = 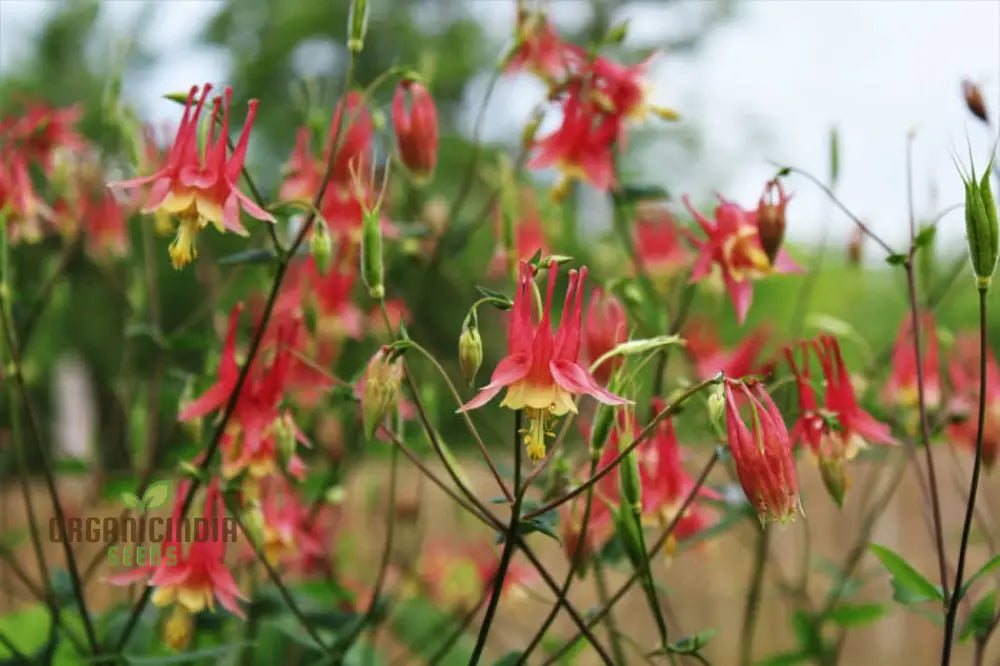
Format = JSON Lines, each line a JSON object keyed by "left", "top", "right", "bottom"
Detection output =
{"left": 541, "top": 451, "right": 719, "bottom": 666}
{"left": 518, "top": 454, "right": 601, "bottom": 662}
{"left": 592, "top": 554, "right": 629, "bottom": 666}
{"left": 468, "top": 410, "right": 523, "bottom": 666}
{"left": 739, "top": 524, "right": 771, "bottom": 666}
{"left": 522, "top": 376, "right": 720, "bottom": 520}
{"left": 941, "top": 286, "right": 990, "bottom": 664}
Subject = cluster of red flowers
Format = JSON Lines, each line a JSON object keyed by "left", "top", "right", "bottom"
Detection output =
{"left": 0, "top": 102, "right": 128, "bottom": 257}
{"left": 507, "top": 9, "right": 676, "bottom": 195}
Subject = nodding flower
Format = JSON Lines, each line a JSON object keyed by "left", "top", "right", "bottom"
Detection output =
{"left": 723, "top": 379, "right": 802, "bottom": 524}
{"left": 683, "top": 187, "right": 800, "bottom": 325}
{"left": 882, "top": 311, "right": 942, "bottom": 412}
{"left": 459, "top": 260, "right": 630, "bottom": 461}
{"left": 392, "top": 79, "right": 438, "bottom": 183}
{"left": 584, "top": 288, "right": 627, "bottom": 384}
{"left": 109, "top": 84, "right": 274, "bottom": 269}
{"left": 786, "top": 336, "right": 896, "bottom": 504}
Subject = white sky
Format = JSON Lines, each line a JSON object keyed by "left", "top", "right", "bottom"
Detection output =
{"left": 1, "top": 0, "right": 998, "bottom": 255}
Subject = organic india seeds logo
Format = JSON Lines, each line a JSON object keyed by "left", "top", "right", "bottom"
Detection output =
{"left": 48, "top": 480, "right": 238, "bottom": 567}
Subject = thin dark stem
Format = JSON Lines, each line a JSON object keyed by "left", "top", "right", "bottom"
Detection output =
{"left": 223, "top": 493, "right": 334, "bottom": 657}
{"left": 0, "top": 299, "right": 98, "bottom": 654}
{"left": 518, "top": 454, "right": 601, "bottom": 663}
{"left": 780, "top": 165, "right": 896, "bottom": 255}
{"left": 904, "top": 261, "right": 949, "bottom": 603}
{"left": 469, "top": 411, "right": 523, "bottom": 666}
{"left": 942, "top": 287, "right": 990, "bottom": 665}
{"left": 421, "top": 591, "right": 489, "bottom": 666}
{"left": 541, "top": 452, "right": 719, "bottom": 666}
{"left": 523, "top": 376, "right": 719, "bottom": 520}
{"left": 739, "top": 524, "right": 771, "bottom": 666}
{"left": 331, "top": 445, "right": 399, "bottom": 660}
{"left": 592, "top": 554, "right": 629, "bottom": 666}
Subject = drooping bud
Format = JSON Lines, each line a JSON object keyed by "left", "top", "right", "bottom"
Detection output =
{"left": 962, "top": 79, "right": 989, "bottom": 124}
{"left": 706, "top": 382, "right": 727, "bottom": 441}
{"left": 347, "top": 0, "right": 369, "bottom": 53}
{"left": 960, "top": 153, "right": 999, "bottom": 290}
{"left": 458, "top": 321, "right": 483, "bottom": 387}
{"left": 724, "top": 380, "right": 802, "bottom": 524}
{"left": 756, "top": 179, "right": 790, "bottom": 266}
{"left": 392, "top": 79, "right": 439, "bottom": 184}
{"left": 360, "top": 346, "right": 403, "bottom": 440}
{"left": 309, "top": 219, "right": 333, "bottom": 274}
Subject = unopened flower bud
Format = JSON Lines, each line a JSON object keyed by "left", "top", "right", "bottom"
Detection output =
{"left": 392, "top": 79, "right": 439, "bottom": 184}
{"left": 706, "top": 383, "right": 726, "bottom": 440}
{"left": 360, "top": 346, "right": 403, "bottom": 440}
{"left": 619, "top": 448, "right": 643, "bottom": 510}
{"left": 458, "top": 324, "right": 483, "bottom": 386}
{"left": 273, "top": 412, "right": 297, "bottom": 468}
{"left": 756, "top": 179, "right": 790, "bottom": 266}
{"left": 962, "top": 79, "right": 989, "bottom": 125}
{"left": 361, "top": 212, "right": 384, "bottom": 300}
{"left": 347, "top": 0, "right": 368, "bottom": 53}
{"left": 961, "top": 155, "right": 999, "bottom": 289}
{"left": 310, "top": 220, "right": 332, "bottom": 274}
{"left": 819, "top": 456, "right": 848, "bottom": 508}
{"left": 589, "top": 402, "right": 615, "bottom": 455}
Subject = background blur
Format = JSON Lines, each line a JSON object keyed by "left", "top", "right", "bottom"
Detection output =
{"left": 1, "top": 1, "right": 999, "bottom": 664}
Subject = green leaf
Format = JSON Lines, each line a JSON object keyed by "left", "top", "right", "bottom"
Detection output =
{"left": 509, "top": 501, "right": 560, "bottom": 543}
{"left": 829, "top": 127, "right": 840, "bottom": 186}
{"left": 390, "top": 598, "right": 472, "bottom": 666}
{"left": 824, "top": 603, "right": 886, "bottom": 627}
{"left": 885, "top": 253, "right": 908, "bottom": 266}
{"left": 0, "top": 604, "right": 51, "bottom": 660}
{"left": 960, "top": 554, "right": 1000, "bottom": 600}
{"left": 54, "top": 457, "right": 89, "bottom": 476}
{"left": 756, "top": 653, "right": 809, "bottom": 666}
{"left": 914, "top": 225, "right": 936, "bottom": 249}
{"left": 614, "top": 184, "right": 670, "bottom": 204}
{"left": 960, "top": 590, "right": 996, "bottom": 641}
{"left": 589, "top": 335, "right": 683, "bottom": 373}
{"left": 666, "top": 628, "right": 718, "bottom": 654}
{"left": 869, "top": 543, "right": 944, "bottom": 604}
{"left": 492, "top": 651, "right": 523, "bottom": 666}
{"left": 119, "top": 492, "right": 141, "bottom": 509}
{"left": 473, "top": 285, "right": 513, "bottom": 309}
{"left": 218, "top": 248, "right": 279, "bottom": 265}
{"left": 140, "top": 481, "right": 171, "bottom": 510}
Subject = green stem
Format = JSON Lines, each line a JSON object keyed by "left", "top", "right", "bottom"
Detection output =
{"left": 541, "top": 452, "right": 719, "bottom": 666}
{"left": 468, "top": 410, "right": 523, "bottom": 666}
{"left": 592, "top": 554, "right": 629, "bottom": 666}
{"left": 518, "top": 454, "right": 601, "bottom": 662}
{"left": 739, "top": 524, "right": 771, "bottom": 666}
{"left": 941, "top": 287, "right": 990, "bottom": 664}
{"left": 522, "top": 376, "right": 720, "bottom": 520}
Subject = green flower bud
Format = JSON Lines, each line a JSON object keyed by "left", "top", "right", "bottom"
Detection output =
{"left": 619, "top": 449, "right": 643, "bottom": 511}
{"left": 589, "top": 402, "right": 615, "bottom": 456}
{"left": 458, "top": 325, "right": 483, "bottom": 387}
{"left": 310, "top": 219, "right": 332, "bottom": 274}
{"left": 961, "top": 155, "right": 999, "bottom": 290}
{"left": 347, "top": 0, "right": 369, "bottom": 54}
{"left": 361, "top": 346, "right": 402, "bottom": 440}
{"left": 274, "top": 412, "right": 297, "bottom": 468}
{"left": 361, "top": 211, "right": 385, "bottom": 300}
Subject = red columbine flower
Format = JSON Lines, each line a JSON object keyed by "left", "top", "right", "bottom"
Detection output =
{"left": 584, "top": 288, "right": 627, "bottom": 383}
{"left": 634, "top": 202, "right": 690, "bottom": 289}
{"left": 787, "top": 337, "right": 896, "bottom": 504}
{"left": 882, "top": 311, "right": 942, "bottom": 411}
{"left": 724, "top": 379, "right": 801, "bottom": 523}
{"left": 685, "top": 318, "right": 771, "bottom": 381}
{"left": 108, "top": 480, "right": 246, "bottom": 618}
{"left": 255, "top": 476, "right": 328, "bottom": 574}
{"left": 0, "top": 153, "right": 50, "bottom": 243}
{"left": 529, "top": 92, "right": 620, "bottom": 194}
{"left": 683, "top": 191, "right": 799, "bottom": 324}
{"left": 947, "top": 333, "right": 1000, "bottom": 468}
{"left": 392, "top": 80, "right": 438, "bottom": 183}
{"left": 110, "top": 84, "right": 274, "bottom": 269}
{"left": 460, "top": 260, "right": 630, "bottom": 461}
{"left": 504, "top": 9, "right": 583, "bottom": 81}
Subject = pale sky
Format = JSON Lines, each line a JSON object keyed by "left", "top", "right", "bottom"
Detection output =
{"left": 2, "top": 0, "right": 998, "bottom": 257}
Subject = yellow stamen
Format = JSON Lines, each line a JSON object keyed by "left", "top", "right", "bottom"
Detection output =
{"left": 168, "top": 217, "right": 201, "bottom": 270}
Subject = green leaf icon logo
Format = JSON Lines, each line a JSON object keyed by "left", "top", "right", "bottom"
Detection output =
{"left": 120, "top": 492, "right": 141, "bottom": 511}
{"left": 141, "top": 481, "right": 171, "bottom": 512}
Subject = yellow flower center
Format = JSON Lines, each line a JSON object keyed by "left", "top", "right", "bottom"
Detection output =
{"left": 168, "top": 216, "right": 201, "bottom": 270}
{"left": 521, "top": 408, "right": 556, "bottom": 462}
